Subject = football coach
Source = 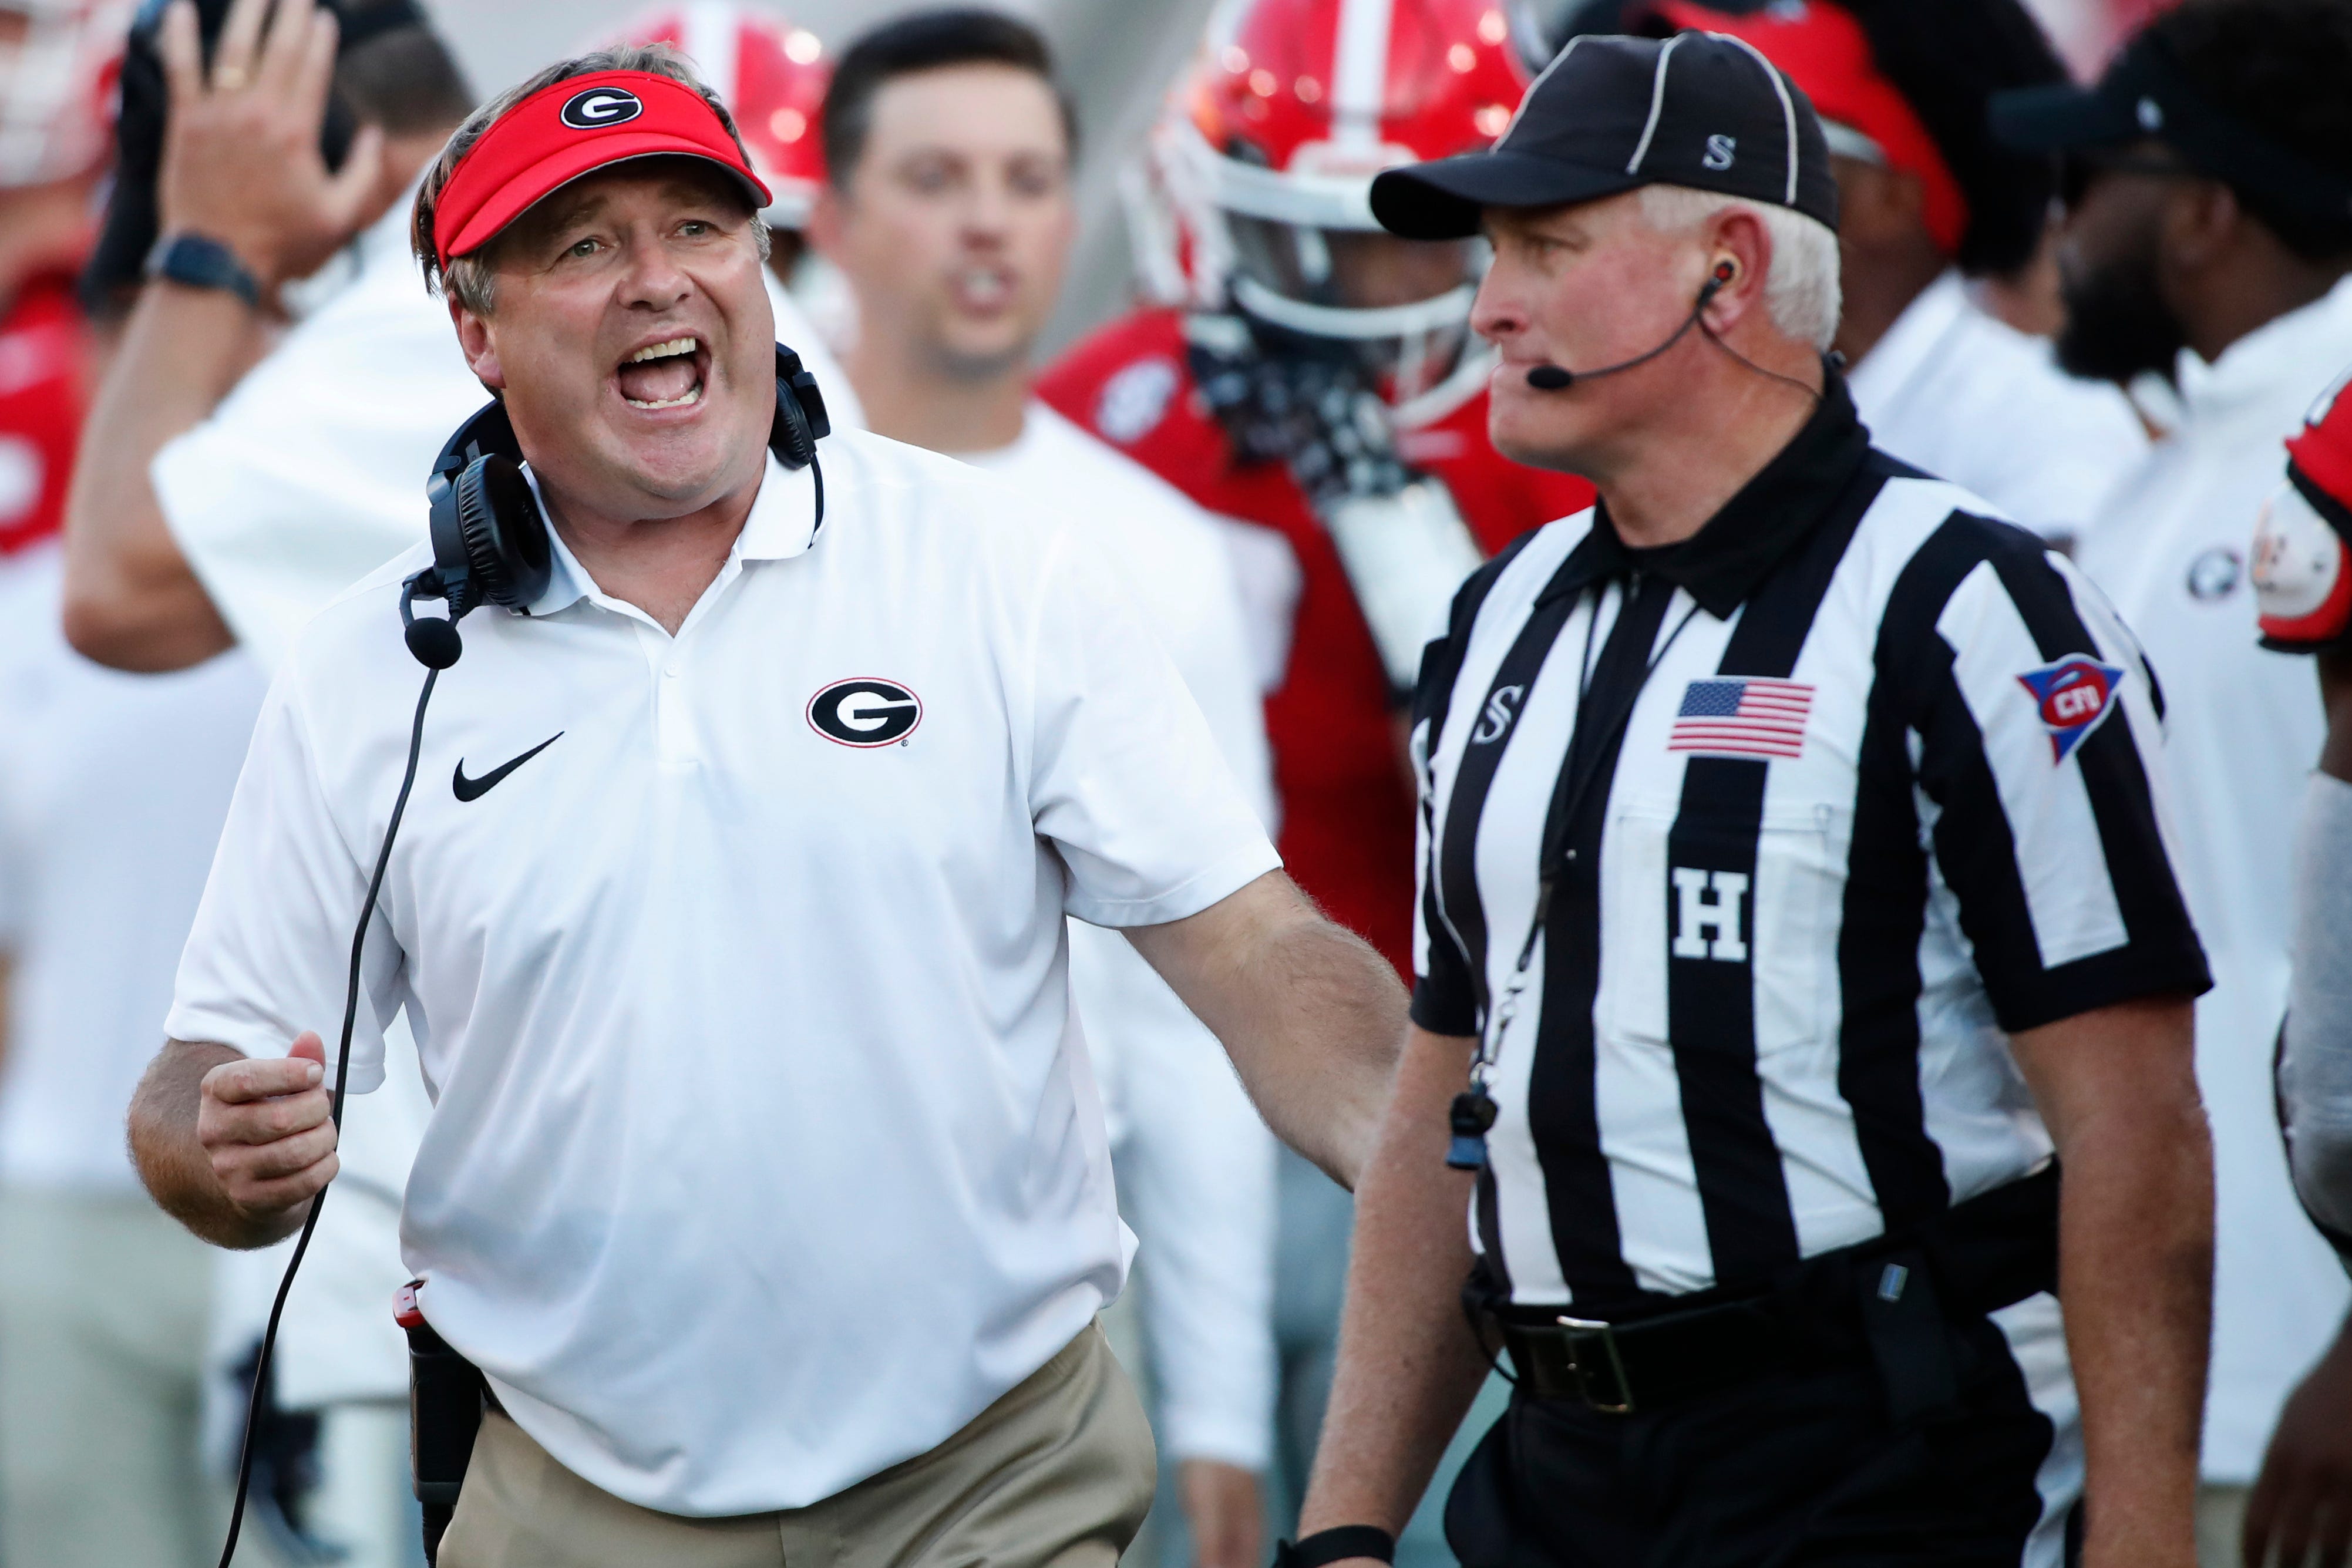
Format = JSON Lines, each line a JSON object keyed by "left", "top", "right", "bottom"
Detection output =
{"left": 1284, "top": 32, "right": 2216, "bottom": 1568}
{"left": 123, "top": 45, "right": 1407, "bottom": 1568}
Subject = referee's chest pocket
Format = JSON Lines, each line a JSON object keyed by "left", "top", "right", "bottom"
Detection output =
{"left": 1597, "top": 799, "right": 1849, "bottom": 1056}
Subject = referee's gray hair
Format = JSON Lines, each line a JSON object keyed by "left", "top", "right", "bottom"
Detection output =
{"left": 1637, "top": 184, "right": 1841, "bottom": 352}
{"left": 411, "top": 43, "right": 769, "bottom": 318}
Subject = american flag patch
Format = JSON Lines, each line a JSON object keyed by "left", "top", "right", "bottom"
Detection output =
{"left": 1668, "top": 678, "right": 1814, "bottom": 761}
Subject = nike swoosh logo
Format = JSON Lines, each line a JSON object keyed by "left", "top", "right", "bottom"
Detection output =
{"left": 453, "top": 733, "right": 563, "bottom": 802}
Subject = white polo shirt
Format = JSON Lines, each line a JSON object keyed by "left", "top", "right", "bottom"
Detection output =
{"left": 150, "top": 181, "right": 862, "bottom": 674}
{"left": 2074, "top": 275, "right": 2352, "bottom": 1481}
{"left": 166, "top": 429, "right": 1280, "bottom": 1516}
{"left": 1849, "top": 270, "right": 2146, "bottom": 544}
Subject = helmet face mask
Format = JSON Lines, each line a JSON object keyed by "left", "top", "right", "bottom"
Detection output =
{"left": 1222, "top": 213, "right": 1482, "bottom": 397}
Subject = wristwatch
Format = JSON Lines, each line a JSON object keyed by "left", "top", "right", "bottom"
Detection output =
{"left": 143, "top": 232, "right": 262, "bottom": 309}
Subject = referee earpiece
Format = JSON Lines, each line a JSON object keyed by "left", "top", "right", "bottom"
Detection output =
{"left": 405, "top": 344, "right": 835, "bottom": 669}
{"left": 1700, "top": 259, "right": 1736, "bottom": 304}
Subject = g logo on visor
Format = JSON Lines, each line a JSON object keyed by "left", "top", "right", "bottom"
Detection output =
{"left": 807, "top": 678, "right": 923, "bottom": 747}
{"left": 560, "top": 87, "right": 645, "bottom": 129}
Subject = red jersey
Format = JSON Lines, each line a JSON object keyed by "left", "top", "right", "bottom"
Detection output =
{"left": 0, "top": 275, "right": 88, "bottom": 559}
{"left": 1038, "top": 307, "right": 1593, "bottom": 975}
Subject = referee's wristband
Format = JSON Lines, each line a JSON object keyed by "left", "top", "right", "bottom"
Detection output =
{"left": 1274, "top": 1526, "right": 1395, "bottom": 1568}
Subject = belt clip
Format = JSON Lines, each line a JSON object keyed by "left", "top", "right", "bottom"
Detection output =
{"left": 1557, "top": 1315, "right": 1636, "bottom": 1415}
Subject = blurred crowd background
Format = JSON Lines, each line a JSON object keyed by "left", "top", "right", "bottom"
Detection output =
{"left": 416, "top": 0, "right": 2155, "bottom": 365}
{"left": 4, "top": 0, "right": 2350, "bottom": 1567}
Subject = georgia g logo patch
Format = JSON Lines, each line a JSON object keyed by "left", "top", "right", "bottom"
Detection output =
{"left": 2017, "top": 655, "right": 2125, "bottom": 762}
{"left": 560, "top": 87, "right": 645, "bottom": 129}
{"left": 807, "top": 678, "right": 923, "bottom": 747}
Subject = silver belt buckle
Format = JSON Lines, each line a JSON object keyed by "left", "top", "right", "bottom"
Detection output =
{"left": 1556, "top": 1315, "right": 1635, "bottom": 1415}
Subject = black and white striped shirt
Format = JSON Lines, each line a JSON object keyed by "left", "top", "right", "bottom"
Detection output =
{"left": 1411, "top": 380, "right": 2209, "bottom": 1315}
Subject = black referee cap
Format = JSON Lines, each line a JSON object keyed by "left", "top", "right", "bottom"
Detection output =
{"left": 1370, "top": 32, "right": 1839, "bottom": 241}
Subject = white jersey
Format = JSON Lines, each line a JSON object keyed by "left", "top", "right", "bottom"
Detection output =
{"left": 150, "top": 180, "right": 863, "bottom": 675}
{"left": 0, "top": 545, "right": 264, "bottom": 1191}
{"left": 2072, "top": 275, "right": 2352, "bottom": 1481}
{"left": 1849, "top": 271, "right": 2146, "bottom": 546}
{"left": 961, "top": 404, "right": 1278, "bottom": 1468}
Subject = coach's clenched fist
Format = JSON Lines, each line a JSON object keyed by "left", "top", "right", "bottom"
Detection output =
{"left": 129, "top": 1031, "right": 339, "bottom": 1249}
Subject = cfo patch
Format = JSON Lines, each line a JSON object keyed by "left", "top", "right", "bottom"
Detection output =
{"left": 2017, "top": 655, "right": 2125, "bottom": 762}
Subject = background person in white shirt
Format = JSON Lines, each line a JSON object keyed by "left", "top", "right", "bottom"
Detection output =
{"left": 0, "top": 553, "right": 266, "bottom": 1566}
{"left": 130, "top": 44, "right": 1405, "bottom": 1568}
{"left": 808, "top": 16, "right": 1278, "bottom": 1568}
{"left": 1992, "top": 4, "right": 2352, "bottom": 1563}
{"left": 1616, "top": 0, "right": 2147, "bottom": 549}
{"left": 60, "top": 0, "right": 862, "bottom": 679}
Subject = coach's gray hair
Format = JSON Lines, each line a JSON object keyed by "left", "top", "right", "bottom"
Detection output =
{"left": 411, "top": 43, "right": 769, "bottom": 318}
{"left": 1637, "top": 184, "right": 1841, "bottom": 352}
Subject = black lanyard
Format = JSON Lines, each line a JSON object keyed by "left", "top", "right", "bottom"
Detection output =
{"left": 1447, "top": 572, "right": 1702, "bottom": 1170}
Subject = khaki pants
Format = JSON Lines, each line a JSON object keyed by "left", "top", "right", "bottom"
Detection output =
{"left": 0, "top": 1186, "right": 222, "bottom": 1568}
{"left": 440, "top": 1323, "right": 1157, "bottom": 1568}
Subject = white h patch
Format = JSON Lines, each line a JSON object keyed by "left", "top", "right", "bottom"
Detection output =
{"left": 1671, "top": 868, "right": 1750, "bottom": 961}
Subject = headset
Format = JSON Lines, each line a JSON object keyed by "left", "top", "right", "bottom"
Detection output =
{"left": 401, "top": 342, "right": 832, "bottom": 666}
{"left": 216, "top": 344, "right": 832, "bottom": 1568}
{"left": 1522, "top": 258, "right": 1823, "bottom": 401}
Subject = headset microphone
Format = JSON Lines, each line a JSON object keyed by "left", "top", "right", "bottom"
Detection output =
{"left": 1524, "top": 261, "right": 1737, "bottom": 392}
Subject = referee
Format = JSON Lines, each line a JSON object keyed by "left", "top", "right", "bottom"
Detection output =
{"left": 1287, "top": 33, "right": 2215, "bottom": 1568}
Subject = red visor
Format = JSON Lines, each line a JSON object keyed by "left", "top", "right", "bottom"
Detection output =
{"left": 2290, "top": 371, "right": 2352, "bottom": 514}
{"left": 431, "top": 69, "right": 773, "bottom": 268}
{"left": 1648, "top": 1, "right": 1969, "bottom": 256}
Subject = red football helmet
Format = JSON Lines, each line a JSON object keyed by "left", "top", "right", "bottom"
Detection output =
{"left": 2255, "top": 366, "right": 2352, "bottom": 649}
{"left": 0, "top": 0, "right": 132, "bottom": 189}
{"left": 1162, "top": 0, "right": 1536, "bottom": 395}
{"left": 600, "top": 3, "right": 830, "bottom": 229}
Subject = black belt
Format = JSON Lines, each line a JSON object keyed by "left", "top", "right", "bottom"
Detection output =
{"left": 1481, "top": 1166, "right": 2060, "bottom": 1418}
{"left": 1495, "top": 1300, "right": 1784, "bottom": 1414}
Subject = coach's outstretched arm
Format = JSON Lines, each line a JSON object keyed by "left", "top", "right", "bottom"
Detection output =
{"left": 1128, "top": 871, "right": 1408, "bottom": 1190}
{"left": 127, "top": 1031, "right": 338, "bottom": 1250}
{"left": 2010, "top": 995, "right": 2212, "bottom": 1568}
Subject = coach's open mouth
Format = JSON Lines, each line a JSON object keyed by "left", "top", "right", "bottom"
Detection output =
{"left": 615, "top": 335, "right": 708, "bottom": 410}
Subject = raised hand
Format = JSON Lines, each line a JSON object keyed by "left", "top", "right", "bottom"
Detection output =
{"left": 153, "top": 0, "right": 385, "bottom": 292}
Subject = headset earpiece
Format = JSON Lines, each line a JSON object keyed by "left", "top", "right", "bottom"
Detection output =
{"left": 450, "top": 455, "right": 553, "bottom": 611}
{"left": 418, "top": 400, "right": 552, "bottom": 658}
{"left": 1697, "top": 259, "right": 1737, "bottom": 309}
{"left": 770, "top": 343, "right": 831, "bottom": 471}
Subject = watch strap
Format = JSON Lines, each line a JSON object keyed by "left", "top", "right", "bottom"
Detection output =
{"left": 144, "top": 232, "right": 261, "bottom": 308}
{"left": 1274, "top": 1527, "right": 1396, "bottom": 1568}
